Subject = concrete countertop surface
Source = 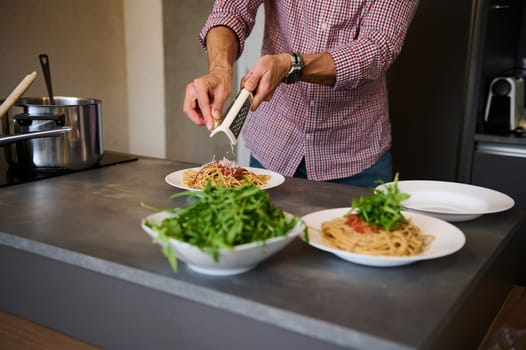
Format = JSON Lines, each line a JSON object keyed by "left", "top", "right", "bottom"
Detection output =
{"left": 0, "top": 156, "right": 524, "bottom": 350}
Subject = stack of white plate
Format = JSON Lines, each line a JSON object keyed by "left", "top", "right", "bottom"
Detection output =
{"left": 376, "top": 180, "right": 514, "bottom": 222}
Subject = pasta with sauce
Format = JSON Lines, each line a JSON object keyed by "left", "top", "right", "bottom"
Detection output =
{"left": 183, "top": 159, "right": 270, "bottom": 189}
{"left": 321, "top": 213, "right": 434, "bottom": 256}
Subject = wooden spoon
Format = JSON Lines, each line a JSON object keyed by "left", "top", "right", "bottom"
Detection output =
{"left": 0, "top": 71, "right": 37, "bottom": 117}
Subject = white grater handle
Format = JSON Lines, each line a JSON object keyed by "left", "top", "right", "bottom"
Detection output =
{"left": 210, "top": 88, "right": 253, "bottom": 145}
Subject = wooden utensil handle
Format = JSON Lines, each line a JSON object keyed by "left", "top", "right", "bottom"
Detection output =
{"left": 0, "top": 71, "right": 37, "bottom": 117}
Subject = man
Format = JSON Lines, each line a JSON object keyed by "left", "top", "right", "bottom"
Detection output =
{"left": 183, "top": 0, "right": 419, "bottom": 187}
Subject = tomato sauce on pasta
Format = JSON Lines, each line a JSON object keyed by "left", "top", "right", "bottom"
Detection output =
{"left": 321, "top": 213, "right": 434, "bottom": 256}
{"left": 183, "top": 159, "right": 270, "bottom": 189}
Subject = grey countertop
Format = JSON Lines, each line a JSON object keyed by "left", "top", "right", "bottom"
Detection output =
{"left": 0, "top": 156, "right": 524, "bottom": 350}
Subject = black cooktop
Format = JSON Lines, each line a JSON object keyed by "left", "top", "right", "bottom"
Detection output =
{"left": 0, "top": 151, "right": 138, "bottom": 188}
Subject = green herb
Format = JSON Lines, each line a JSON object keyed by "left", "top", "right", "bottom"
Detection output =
{"left": 143, "top": 182, "right": 304, "bottom": 271}
{"left": 350, "top": 173, "right": 409, "bottom": 231}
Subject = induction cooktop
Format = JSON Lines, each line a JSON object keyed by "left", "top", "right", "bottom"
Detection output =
{"left": 0, "top": 150, "right": 138, "bottom": 188}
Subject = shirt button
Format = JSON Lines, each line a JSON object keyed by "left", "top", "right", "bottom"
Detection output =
{"left": 320, "top": 22, "right": 329, "bottom": 31}
{"left": 306, "top": 134, "right": 311, "bottom": 140}
{"left": 309, "top": 100, "right": 315, "bottom": 108}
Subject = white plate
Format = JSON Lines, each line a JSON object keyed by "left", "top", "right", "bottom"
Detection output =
{"left": 164, "top": 167, "right": 285, "bottom": 191}
{"left": 141, "top": 211, "right": 304, "bottom": 275}
{"left": 376, "top": 181, "right": 514, "bottom": 222}
{"left": 301, "top": 208, "right": 465, "bottom": 267}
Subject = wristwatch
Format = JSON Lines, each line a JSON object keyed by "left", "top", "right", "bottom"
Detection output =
{"left": 284, "top": 52, "right": 304, "bottom": 84}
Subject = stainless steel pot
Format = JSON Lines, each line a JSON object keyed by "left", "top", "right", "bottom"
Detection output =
{"left": 0, "top": 96, "right": 103, "bottom": 170}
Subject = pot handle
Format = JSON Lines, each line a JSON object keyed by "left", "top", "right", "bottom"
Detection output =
{"left": 14, "top": 113, "right": 65, "bottom": 126}
{"left": 0, "top": 126, "right": 72, "bottom": 146}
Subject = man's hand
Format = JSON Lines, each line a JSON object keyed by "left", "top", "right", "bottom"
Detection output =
{"left": 183, "top": 67, "right": 232, "bottom": 130}
{"left": 182, "top": 26, "right": 239, "bottom": 130}
{"left": 240, "top": 51, "right": 336, "bottom": 111}
{"left": 241, "top": 54, "right": 290, "bottom": 111}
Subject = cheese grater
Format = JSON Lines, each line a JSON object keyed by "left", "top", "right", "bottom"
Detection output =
{"left": 210, "top": 88, "right": 253, "bottom": 145}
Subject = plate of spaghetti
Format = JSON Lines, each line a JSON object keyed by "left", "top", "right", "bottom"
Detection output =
{"left": 165, "top": 159, "right": 285, "bottom": 191}
{"left": 301, "top": 208, "right": 465, "bottom": 267}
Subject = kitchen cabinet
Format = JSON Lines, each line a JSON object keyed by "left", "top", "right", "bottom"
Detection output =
{"left": 471, "top": 134, "right": 526, "bottom": 209}
{"left": 471, "top": 139, "right": 526, "bottom": 286}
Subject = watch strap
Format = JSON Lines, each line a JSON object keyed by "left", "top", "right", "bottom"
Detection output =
{"left": 294, "top": 53, "right": 305, "bottom": 69}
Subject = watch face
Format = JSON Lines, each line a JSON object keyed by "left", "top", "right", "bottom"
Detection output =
{"left": 285, "top": 70, "right": 302, "bottom": 84}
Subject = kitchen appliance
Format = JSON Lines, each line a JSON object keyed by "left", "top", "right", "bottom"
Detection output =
{"left": 0, "top": 95, "right": 137, "bottom": 188}
{"left": 0, "top": 54, "right": 138, "bottom": 187}
{"left": 1, "top": 53, "right": 105, "bottom": 169}
{"left": 210, "top": 88, "right": 253, "bottom": 145}
{"left": 484, "top": 76, "right": 525, "bottom": 134}
{"left": 1, "top": 96, "right": 103, "bottom": 169}
{"left": 0, "top": 150, "right": 137, "bottom": 188}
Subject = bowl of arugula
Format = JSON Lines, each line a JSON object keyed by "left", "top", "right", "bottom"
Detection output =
{"left": 141, "top": 183, "right": 306, "bottom": 276}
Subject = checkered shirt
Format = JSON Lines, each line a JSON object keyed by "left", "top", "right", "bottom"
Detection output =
{"left": 200, "top": 0, "right": 418, "bottom": 181}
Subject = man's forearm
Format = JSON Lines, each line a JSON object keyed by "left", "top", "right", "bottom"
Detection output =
{"left": 206, "top": 26, "right": 239, "bottom": 73}
{"left": 302, "top": 52, "right": 336, "bottom": 86}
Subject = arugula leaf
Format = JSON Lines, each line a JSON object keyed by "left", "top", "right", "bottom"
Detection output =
{"left": 144, "top": 182, "right": 302, "bottom": 271}
{"left": 350, "top": 173, "right": 409, "bottom": 231}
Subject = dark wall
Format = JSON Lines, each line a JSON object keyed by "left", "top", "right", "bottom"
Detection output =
{"left": 388, "top": 0, "right": 526, "bottom": 182}
{"left": 387, "top": 0, "right": 475, "bottom": 182}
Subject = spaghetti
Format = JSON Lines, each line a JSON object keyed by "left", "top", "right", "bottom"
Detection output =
{"left": 321, "top": 213, "right": 434, "bottom": 256}
{"left": 183, "top": 159, "right": 270, "bottom": 189}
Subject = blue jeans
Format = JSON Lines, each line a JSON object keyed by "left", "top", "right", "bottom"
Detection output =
{"left": 249, "top": 151, "right": 393, "bottom": 188}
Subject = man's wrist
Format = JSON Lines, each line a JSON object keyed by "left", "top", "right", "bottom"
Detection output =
{"left": 284, "top": 52, "right": 304, "bottom": 84}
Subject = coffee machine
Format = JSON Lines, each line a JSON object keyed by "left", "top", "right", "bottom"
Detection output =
{"left": 484, "top": 76, "right": 525, "bottom": 134}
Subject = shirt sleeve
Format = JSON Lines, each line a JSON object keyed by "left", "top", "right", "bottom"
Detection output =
{"left": 199, "top": 0, "right": 263, "bottom": 58}
{"left": 329, "top": 0, "right": 419, "bottom": 91}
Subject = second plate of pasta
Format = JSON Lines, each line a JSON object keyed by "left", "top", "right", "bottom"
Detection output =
{"left": 301, "top": 208, "right": 465, "bottom": 267}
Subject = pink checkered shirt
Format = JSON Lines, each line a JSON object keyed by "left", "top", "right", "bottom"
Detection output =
{"left": 200, "top": 0, "right": 418, "bottom": 181}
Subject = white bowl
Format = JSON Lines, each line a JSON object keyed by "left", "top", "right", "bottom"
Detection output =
{"left": 141, "top": 211, "right": 305, "bottom": 275}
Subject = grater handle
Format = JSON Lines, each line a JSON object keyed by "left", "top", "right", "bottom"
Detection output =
{"left": 210, "top": 88, "right": 253, "bottom": 145}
